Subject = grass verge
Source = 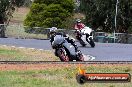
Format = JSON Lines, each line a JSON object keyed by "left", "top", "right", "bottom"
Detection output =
{"left": 0, "top": 45, "right": 58, "bottom": 61}
{"left": 0, "top": 64, "right": 131, "bottom": 87}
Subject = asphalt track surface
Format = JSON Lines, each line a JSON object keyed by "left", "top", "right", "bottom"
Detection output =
{"left": 0, "top": 38, "right": 132, "bottom": 61}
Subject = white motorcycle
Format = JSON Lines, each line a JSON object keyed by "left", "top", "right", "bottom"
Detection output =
{"left": 76, "top": 27, "right": 95, "bottom": 47}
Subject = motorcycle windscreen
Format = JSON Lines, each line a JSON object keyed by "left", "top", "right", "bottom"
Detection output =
{"left": 81, "top": 27, "right": 92, "bottom": 35}
{"left": 63, "top": 43, "right": 76, "bottom": 56}
{"left": 52, "top": 35, "right": 65, "bottom": 46}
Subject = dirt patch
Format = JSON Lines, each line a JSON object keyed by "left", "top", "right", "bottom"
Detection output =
{"left": 0, "top": 64, "right": 132, "bottom": 71}
{"left": 10, "top": 7, "right": 30, "bottom": 23}
{"left": 0, "top": 64, "right": 73, "bottom": 71}
{"left": 73, "top": 13, "right": 85, "bottom": 19}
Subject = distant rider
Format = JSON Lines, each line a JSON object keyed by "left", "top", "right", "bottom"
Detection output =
{"left": 74, "top": 19, "right": 85, "bottom": 41}
{"left": 74, "top": 19, "right": 85, "bottom": 30}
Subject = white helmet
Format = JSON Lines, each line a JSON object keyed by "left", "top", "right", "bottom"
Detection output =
{"left": 50, "top": 27, "right": 57, "bottom": 32}
{"left": 76, "top": 19, "right": 81, "bottom": 23}
{"left": 49, "top": 27, "right": 57, "bottom": 34}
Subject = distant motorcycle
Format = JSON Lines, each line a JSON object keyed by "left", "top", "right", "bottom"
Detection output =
{"left": 51, "top": 34, "right": 84, "bottom": 61}
{"left": 76, "top": 27, "right": 95, "bottom": 47}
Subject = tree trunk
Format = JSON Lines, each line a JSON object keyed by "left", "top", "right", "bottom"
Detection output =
{"left": 124, "top": 28, "right": 129, "bottom": 44}
{"left": 0, "top": 17, "right": 6, "bottom": 37}
{"left": 0, "top": 24, "right": 6, "bottom": 38}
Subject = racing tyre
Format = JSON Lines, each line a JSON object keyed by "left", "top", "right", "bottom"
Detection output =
{"left": 76, "top": 51, "right": 84, "bottom": 61}
{"left": 79, "top": 39, "right": 86, "bottom": 47}
{"left": 59, "top": 50, "right": 69, "bottom": 62}
{"left": 89, "top": 38, "right": 95, "bottom": 48}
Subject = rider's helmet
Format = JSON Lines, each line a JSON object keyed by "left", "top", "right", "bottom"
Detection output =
{"left": 76, "top": 19, "right": 81, "bottom": 24}
{"left": 50, "top": 27, "right": 57, "bottom": 33}
{"left": 49, "top": 27, "right": 57, "bottom": 36}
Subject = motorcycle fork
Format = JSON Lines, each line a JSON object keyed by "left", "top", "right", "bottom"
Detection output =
{"left": 55, "top": 49, "right": 58, "bottom": 57}
{"left": 60, "top": 48, "right": 67, "bottom": 55}
{"left": 56, "top": 48, "right": 66, "bottom": 57}
{"left": 86, "top": 34, "right": 90, "bottom": 43}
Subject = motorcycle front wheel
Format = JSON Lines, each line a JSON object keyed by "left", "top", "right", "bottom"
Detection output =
{"left": 79, "top": 39, "right": 86, "bottom": 47}
{"left": 89, "top": 40, "right": 95, "bottom": 47}
{"left": 89, "top": 38, "right": 95, "bottom": 47}
{"left": 59, "top": 50, "right": 69, "bottom": 62}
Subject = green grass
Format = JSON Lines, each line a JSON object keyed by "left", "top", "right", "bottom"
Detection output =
{"left": 0, "top": 49, "right": 18, "bottom": 55}
{"left": 0, "top": 46, "right": 58, "bottom": 61}
{"left": 0, "top": 65, "right": 132, "bottom": 87}
{"left": 0, "top": 48, "right": 27, "bottom": 61}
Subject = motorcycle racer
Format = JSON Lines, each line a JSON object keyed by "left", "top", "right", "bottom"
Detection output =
{"left": 49, "top": 27, "right": 78, "bottom": 52}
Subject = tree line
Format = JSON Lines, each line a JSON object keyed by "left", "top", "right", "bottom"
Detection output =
{"left": 24, "top": 0, "right": 74, "bottom": 33}
{"left": 0, "top": 0, "right": 131, "bottom": 38}
{"left": 80, "top": 0, "right": 132, "bottom": 34}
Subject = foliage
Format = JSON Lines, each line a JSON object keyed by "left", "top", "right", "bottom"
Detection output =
{"left": 33, "top": 0, "right": 74, "bottom": 13}
{"left": 80, "top": 0, "right": 132, "bottom": 33}
{"left": 24, "top": 0, "right": 74, "bottom": 29}
{"left": 23, "top": 0, "right": 32, "bottom": 7}
{"left": 0, "top": 0, "right": 25, "bottom": 24}
{"left": 0, "top": 0, "right": 25, "bottom": 37}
